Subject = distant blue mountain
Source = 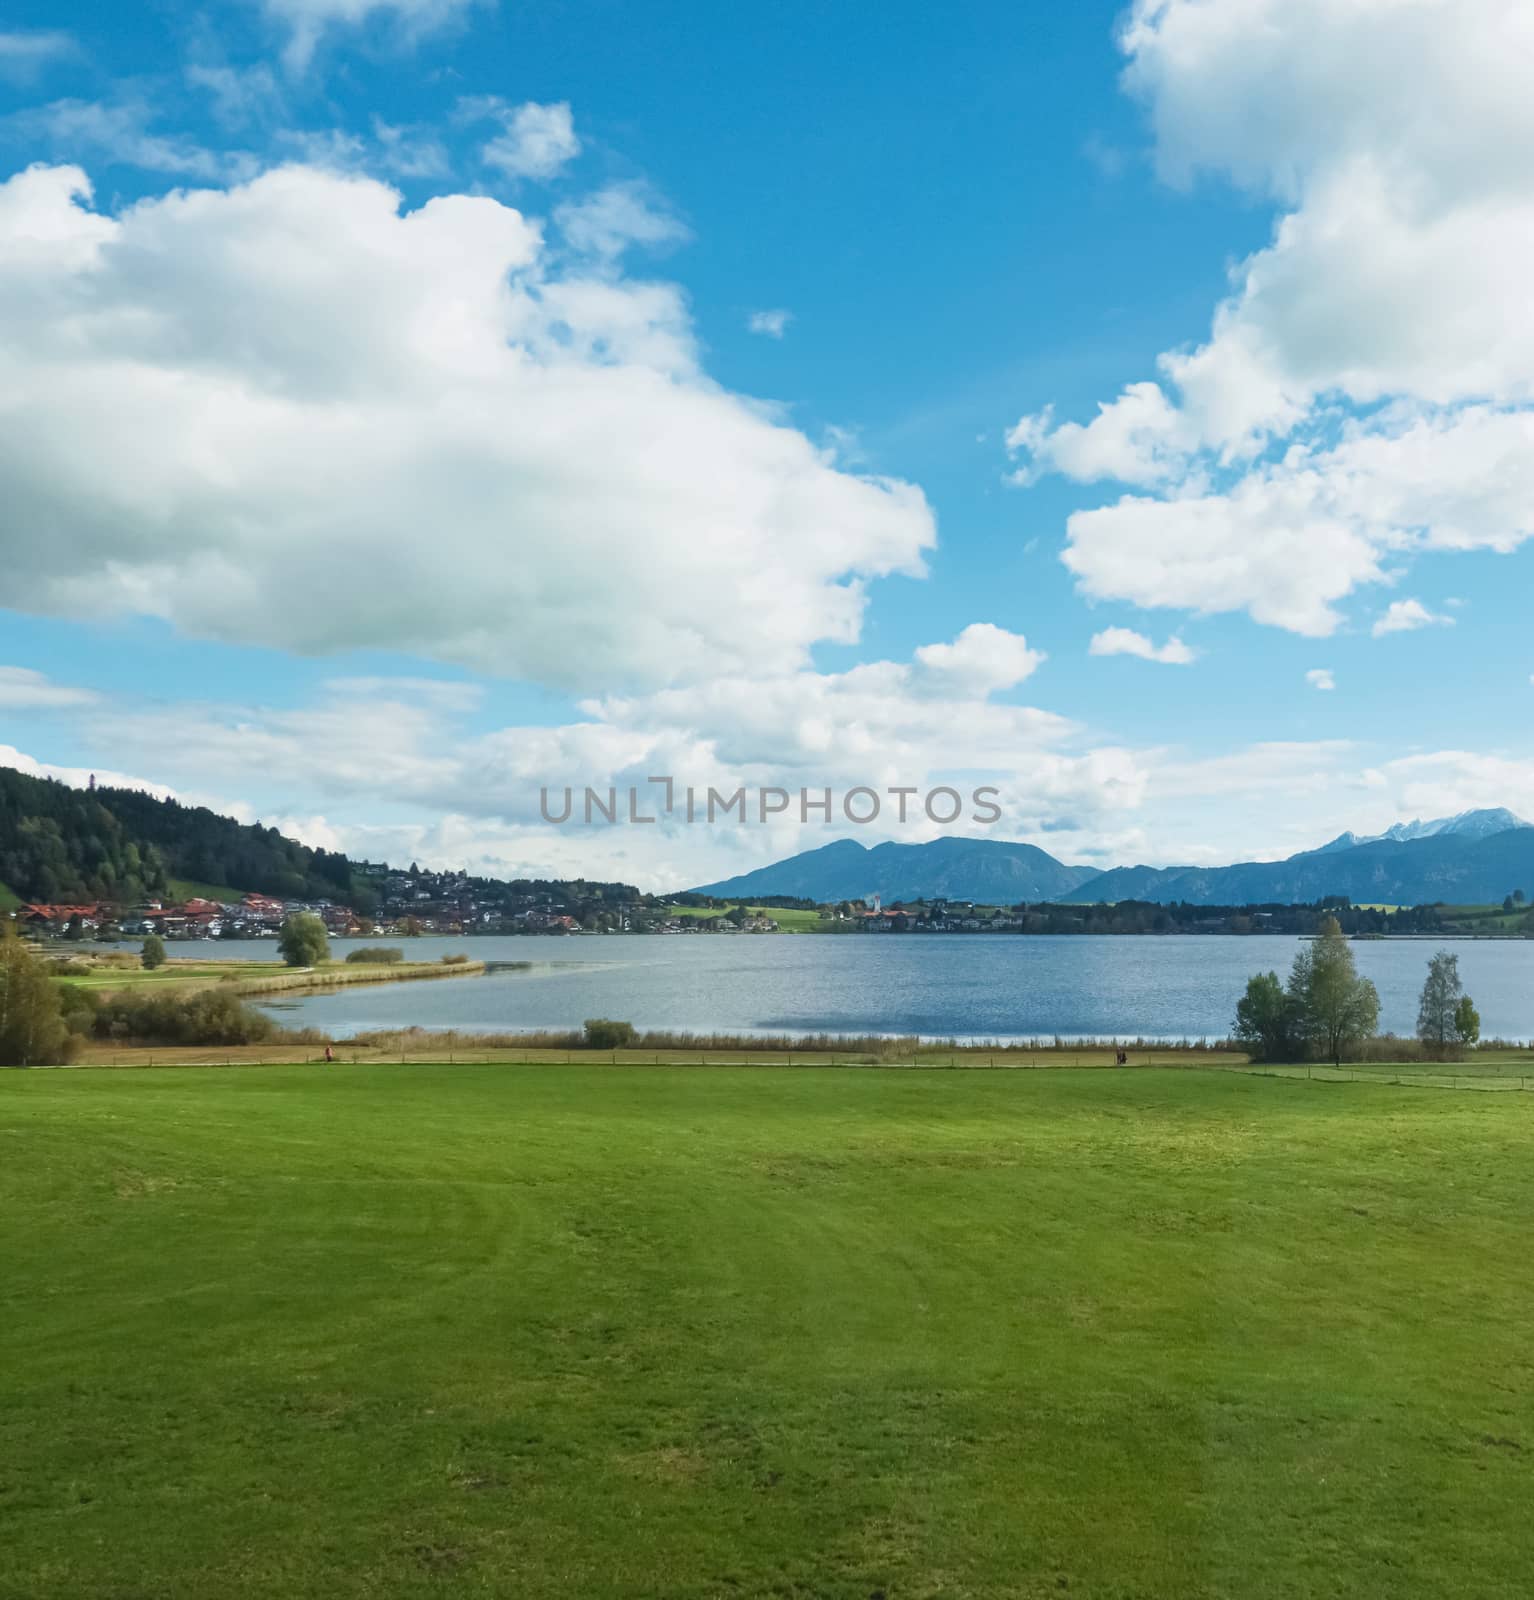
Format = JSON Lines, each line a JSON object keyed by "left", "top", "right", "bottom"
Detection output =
{"left": 1063, "top": 810, "right": 1534, "bottom": 907}
{"left": 693, "top": 836, "right": 1099, "bottom": 904}
{"left": 692, "top": 809, "right": 1534, "bottom": 907}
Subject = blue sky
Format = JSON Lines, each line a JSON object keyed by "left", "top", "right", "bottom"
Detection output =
{"left": 2, "top": 0, "right": 1532, "bottom": 888}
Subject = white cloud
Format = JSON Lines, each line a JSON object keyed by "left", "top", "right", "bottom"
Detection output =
{"left": 1306, "top": 669, "right": 1336, "bottom": 692}
{"left": 1008, "top": 384, "right": 1194, "bottom": 489}
{"left": 1372, "top": 598, "right": 1454, "bottom": 637}
{"left": 259, "top": 0, "right": 478, "bottom": 72}
{"left": 4, "top": 99, "right": 247, "bottom": 180}
{"left": 747, "top": 308, "right": 793, "bottom": 339}
{"left": 555, "top": 181, "right": 688, "bottom": 258}
{"left": 0, "top": 30, "right": 74, "bottom": 82}
{"left": 1088, "top": 627, "right": 1196, "bottom": 665}
{"left": 0, "top": 743, "right": 174, "bottom": 799}
{"left": 370, "top": 118, "right": 451, "bottom": 179}
{"left": 17, "top": 661, "right": 1534, "bottom": 884}
{"left": 472, "top": 99, "right": 581, "bottom": 182}
{"left": 40, "top": 628, "right": 1139, "bottom": 885}
{"left": 1060, "top": 406, "right": 1534, "bottom": 634}
{"left": 0, "top": 162, "right": 933, "bottom": 690}
{"left": 913, "top": 623, "right": 1044, "bottom": 695}
{"left": 1376, "top": 749, "right": 1534, "bottom": 827}
{"left": 185, "top": 63, "right": 285, "bottom": 130}
{"left": 1011, "top": 0, "right": 1534, "bottom": 633}
{"left": 0, "top": 666, "right": 98, "bottom": 709}
{"left": 323, "top": 675, "right": 484, "bottom": 711}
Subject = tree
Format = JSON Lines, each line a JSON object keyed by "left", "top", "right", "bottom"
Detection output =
{"left": 1233, "top": 971, "right": 1294, "bottom": 1062}
{"left": 140, "top": 933, "right": 167, "bottom": 971}
{"left": 277, "top": 913, "right": 330, "bottom": 968}
{"left": 1416, "top": 950, "right": 1466, "bottom": 1056}
{"left": 1454, "top": 995, "right": 1481, "bottom": 1050}
{"left": 1288, "top": 917, "right": 1380, "bottom": 1067}
{"left": 584, "top": 1018, "right": 637, "bottom": 1049}
{"left": 0, "top": 923, "right": 75, "bottom": 1066}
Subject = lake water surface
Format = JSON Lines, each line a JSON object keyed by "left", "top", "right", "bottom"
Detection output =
{"left": 178, "top": 933, "right": 1534, "bottom": 1043}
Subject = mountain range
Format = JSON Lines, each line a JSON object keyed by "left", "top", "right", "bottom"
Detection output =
{"left": 695, "top": 809, "right": 1534, "bottom": 908}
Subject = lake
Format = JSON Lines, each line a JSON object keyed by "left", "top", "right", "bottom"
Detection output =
{"left": 169, "top": 933, "right": 1534, "bottom": 1043}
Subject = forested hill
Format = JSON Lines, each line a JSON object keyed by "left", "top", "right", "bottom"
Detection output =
{"left": 0, "top": 766, "right": 356, "bottom": 906}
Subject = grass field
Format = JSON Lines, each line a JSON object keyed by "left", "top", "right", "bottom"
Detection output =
{"left": 166, "top": 878, "right": 248, "bottom": 905}
{"left": 49, "top": 956, "right": 483, "bottom": 999}
{"left": 0, "top": 877, "right": 20, "bottom": 913}
{"left": 2, "top": 1064, "right": 1532, "bottom": 1598}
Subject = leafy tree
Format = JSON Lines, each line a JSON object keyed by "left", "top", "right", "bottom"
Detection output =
{"left": 1233, "top": 971, "right": 1294, "bottom": 1062}
{"left": 1454, "top": 994, "right": 1481, "bottom": 1049}
{"left": 584, "top": 1018, "right": 637, "bottom": 1049}
{"left": 0, "top": 924, "right": 76, "bottom": 1066}
{"left": 1288, "top": 916, "right": 1380, "bottom": 1067}
{"left": 277, "top": 913, "right": 330, "bottom": 968}
{"left": 1417, "top": 950, "right": 1466, "bottom": 1056}
{"left": 94, "top": 988, "right": 276, "bottom": 1046}
{"left": 140, "top": 933, "right": 167, "bottom": 971}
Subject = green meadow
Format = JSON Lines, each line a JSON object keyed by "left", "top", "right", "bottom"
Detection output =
{"left": 2, "top": 1063, "right": 1532, "bottom": 1599}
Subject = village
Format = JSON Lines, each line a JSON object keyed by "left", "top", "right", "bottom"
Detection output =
{"left": 12, "top": 864, "right": 788, "bottom": 943}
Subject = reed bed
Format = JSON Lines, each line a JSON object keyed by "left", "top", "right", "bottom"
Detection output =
{"left": 227, "top": 960, "right": 485, "bottom": 997}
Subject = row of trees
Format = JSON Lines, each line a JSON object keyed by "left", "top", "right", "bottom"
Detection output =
{"left": 0, "top": 766, "right": 358, "bottom": 907}
{"left": 1, "top": 921, "right": 290, "bottom": 1064}
{"left": 1234, "top": 918, "right": 1480, "bottom": 1063}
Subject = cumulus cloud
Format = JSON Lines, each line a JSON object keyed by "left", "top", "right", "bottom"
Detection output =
{"left": 1088, "top": 627, "right": 1195, "bottom": 665}
{"left": 471, "top": 99, "right": 581, "bottom": 182}
{"left": 1306, "top": 669, "right": 1336, "bottom": 692}
{"left": 0, "top": 162, "right": 933, "bottom": 689}
{"left": 1011, "top": 0, "right": 1534, "bottom": 634}
{"left": 747, "top": 308, "right": 792, "bottom": 339}
{"left": 39, "top": 627, "right": 1143, "bottom": 884}
{"left": 1372, "top": 598, "right": 1455, "bottom": 637}
{"left": 913, "top": 623, "right": 1045, "bottom": 695}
